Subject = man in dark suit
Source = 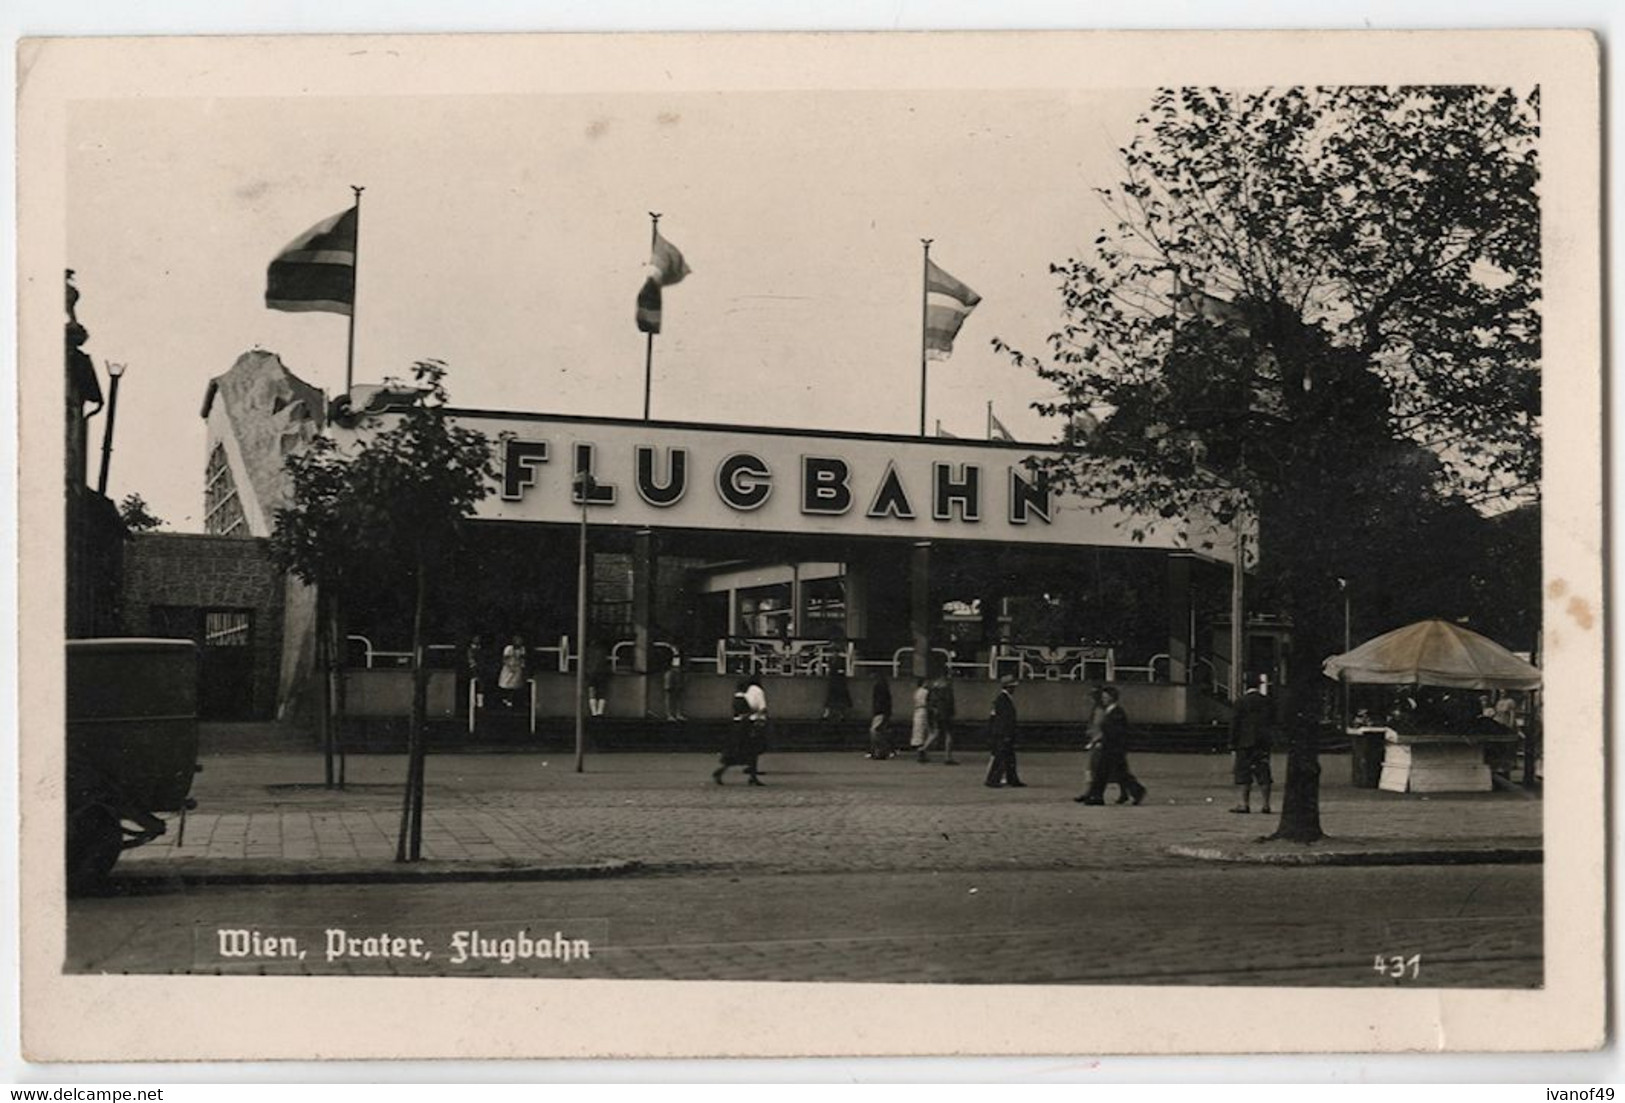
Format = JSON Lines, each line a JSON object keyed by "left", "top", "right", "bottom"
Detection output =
{"left": 983, "top": 676, "right": 1026, "bottom": 788}
{"left": 1080, "top": 686, "right": 1146, "bottom": 805}
{"left": 1229, "top": 674, "right": 1274, "bottom": 813}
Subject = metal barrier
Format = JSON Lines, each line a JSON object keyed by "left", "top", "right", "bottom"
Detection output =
{"left": 889, "top": 647, "right": 955, "bottom": 678}
{"left": 609, "top": 640, "right": 680, "bottom": 673}
{"left": 466, "top": 677, "right": 536, "bottom": 736}
{"left": 346, "top": 634, "right": 458, "bottom": 670}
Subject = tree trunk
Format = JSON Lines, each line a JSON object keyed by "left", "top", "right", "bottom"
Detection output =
{"left": 409, "top": 551, "right": 430, "bottom": 859}
{"left": 1264, "top": 531, "right": 1333, "bottom": 844}
{"left": 331, "top": 592, "right": 348, "bottom": 790}
{"left": 316, "top": 587, "right": 333, "bottom": 789}
{"left": 396, "top": 553, "right": 430, "bottom": 862}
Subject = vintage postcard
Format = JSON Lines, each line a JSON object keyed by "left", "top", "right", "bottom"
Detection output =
{"left": 17, "top": 29, "right": 1603, "bottom": 1061}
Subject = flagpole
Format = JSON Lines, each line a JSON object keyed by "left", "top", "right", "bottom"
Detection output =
{"left": 987, "top": 400, "right": 993, "bottom": 440}
{"left": 644, "top": 212, "right": 660, "bottom": 421}
{"left": 345, "top": 185, "right": 364, "bottom": 396}
{"left": 919, "top": 239, "right": 932, "bottom": 437}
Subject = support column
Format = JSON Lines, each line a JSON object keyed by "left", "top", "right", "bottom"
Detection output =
{"left": 910, "top": 541, "right": 932, "bottom": 679}
{"left": 631, "top": 528, "right": 656, "bottom": 717}
{"left": 979, "top": 581, "right": 1003, "bottom": 680}
{"left": 843, "top": 563, "right": 869, "bottom": 641}
{"left": 1166, "top": 554, "right": 1194, "bottom": 684}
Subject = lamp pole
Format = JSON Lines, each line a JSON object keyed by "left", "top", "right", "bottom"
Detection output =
{"left": 1228, "top": 519, "right": 1244, "bottom": 702}
{"left": 1337, "top": 577, "right": 1351, "bottom": 731}
{"left": 574, "top": 471, "right": 591, "bottom": 773}
{"left": 96, "top": 361, "right": 127, "bottom": 497}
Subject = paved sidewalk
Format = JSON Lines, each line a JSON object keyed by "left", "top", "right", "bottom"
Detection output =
{"left": 115, "top": 747, "right": 1542, "bottom": 881}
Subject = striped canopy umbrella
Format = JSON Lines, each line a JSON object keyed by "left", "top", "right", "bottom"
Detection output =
{"left": 1322, "top": 619, "right": 1541, "bottom": 691}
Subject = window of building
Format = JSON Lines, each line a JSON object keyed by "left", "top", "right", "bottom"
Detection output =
{"left": 203, "top": 442, "right": 247, "bottom": 536}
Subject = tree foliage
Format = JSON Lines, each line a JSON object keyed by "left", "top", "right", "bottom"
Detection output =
{"left": 338, "top": 360, "right": 498, "bottom": 570}
{"left": 998, "top": 86, "right": 1541, "bottom": 841}
{"left": 117, "top": 493, "right": 164, "bottom": 533}
{"left": 1000, "top": 85, "right": 1540, "bottom": 525}
{"left": 269, "top": 360, "right": 497, "bottom": 825}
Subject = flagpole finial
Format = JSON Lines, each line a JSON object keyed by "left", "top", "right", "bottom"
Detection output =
{"left": 650, "top": 211, "right": 661, "bottom": 224}
{"left": 351, "top": 185, "right": 365, "bottom": 200}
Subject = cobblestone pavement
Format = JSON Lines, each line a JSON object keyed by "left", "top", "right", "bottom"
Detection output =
{"left": 78, "top": 749, "right": 1544, "bottom": 987}
{"left": 68, "top": 865, "right": 1542, "bottom": 987}
{"left": 123, "top": 750, "right": 1542, "bottom": 874}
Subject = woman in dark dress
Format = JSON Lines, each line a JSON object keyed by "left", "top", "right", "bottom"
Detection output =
{"left": 713, "top": 680, "right": 764, "bottom": 785}
{"left": 867, "top": 676, "right": 894, "bottom": 759}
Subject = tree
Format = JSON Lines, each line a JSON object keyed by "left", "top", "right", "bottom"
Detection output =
{"left": 338, "top": 361, "right": 497, "bottom": 861}
{"left": 997, "top": 87, "right": 1539, "bottom": 842}
{"left": 117, "top": 493, "right": 164, "bottom": 533}
{"left": 269, "top": 433, "right": 357, "bottom": 789}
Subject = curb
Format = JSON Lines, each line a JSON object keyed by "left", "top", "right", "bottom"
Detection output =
{"left": 106, "top": 857, "right": 641, "bottom": 888}
{"left": 1166, "top": 843, "right": 1542, "bottom": 867}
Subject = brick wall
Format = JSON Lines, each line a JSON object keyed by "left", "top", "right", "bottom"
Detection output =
{"left": 119, "top": 532, "right": 285, "bottom": 719}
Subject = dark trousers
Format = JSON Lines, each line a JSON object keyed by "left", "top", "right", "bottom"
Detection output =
{"left": 985, "top": 739, "right": 1021, "bottom": 786}
{"left": 1087, "top": 746, "right": 1143, "bottom": 801}
{"left": 1087, "top": 744, "right": 1134, "bottom": 800}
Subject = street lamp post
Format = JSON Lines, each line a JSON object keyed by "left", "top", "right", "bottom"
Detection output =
{"left": 1337, "top": 577, "right": 1352, "bottom": 732}
{"left": 1228, "top": 520, "right": 1245, "bottom": 702}
{"left": 96, "top": 361, "right": 127, "bottom": 496}
{"left": 574, "top": 472, "right": 591, "bottom": 774}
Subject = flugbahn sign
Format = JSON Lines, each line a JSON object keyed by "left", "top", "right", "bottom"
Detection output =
{"left": 358, "top": 411, "right": 1240, "bottom": 559}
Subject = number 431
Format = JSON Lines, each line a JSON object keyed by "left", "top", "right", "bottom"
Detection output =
{"left": 1374, "top": 953, "right": 1421, "bottom": 979}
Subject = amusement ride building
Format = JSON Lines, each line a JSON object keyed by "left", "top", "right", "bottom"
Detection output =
{"left": 174, "top": 348, "right": 1275, "bottom": 736}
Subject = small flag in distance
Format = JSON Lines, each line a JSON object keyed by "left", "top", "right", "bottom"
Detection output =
{"left": 266, "top": 206, "right": 357, "bottom": 316}
{"left": 636, "top": 230, "right": 691, "bottom": 334}
{"left": 924, "top": 258, "right": 981, "bottom": 360}
{"left": 988, "top": 404, "right": 1014, "bottom": 442}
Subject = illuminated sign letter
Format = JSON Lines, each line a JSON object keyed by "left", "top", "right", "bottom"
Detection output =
{"left": 572, "top": 442, "right": 616, "bottom": 505}
{"left": 716, "top": 452, "right": 773, "bottom": 511}
{"left": 801, "top": 456, "right": 852, "bottom": 515}
{"left": 866, "top": 461, "right": 916, "bottom": 520}
{"left": 635, "top": 446, "right": 688, "bottom": 507}
{"left": 1009, "top": 466, "right": 1053, "bottom": 525}
{"left": 932, "top": 462, "right": 981, "bottom": 522}
{"left": 501, "top": 439, "right": 550, "bottom": 501}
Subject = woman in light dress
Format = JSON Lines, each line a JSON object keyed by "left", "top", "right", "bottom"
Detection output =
{"left": 497, "top": 634, "right": 527, "bottom": 708}
{"left": 909, "top": 678, "right": 930, "bottom": 757}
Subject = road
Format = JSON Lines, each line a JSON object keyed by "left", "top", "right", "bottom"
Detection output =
{"left": 66, "top": 749, "right": 1543, "bottom": 986}
{"left": 68, "top": 863, "right": 1540, "bottom": 987}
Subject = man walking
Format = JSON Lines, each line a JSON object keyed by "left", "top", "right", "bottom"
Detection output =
{"left": 1229, "top": 675, "right": 1274, "bottom": 814}
{"left": 921, "top": 673, "right": 960, "bottom": 765}
{"left": 1080, "top": 686, "right": 1145, "bottom": 805}
{"left": 984, "top": 676, "right": 1026, "bottom": 788}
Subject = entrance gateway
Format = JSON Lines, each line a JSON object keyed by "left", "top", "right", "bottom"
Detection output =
{"left": 329, "top": 409, "right": 1255, "bottom": 729}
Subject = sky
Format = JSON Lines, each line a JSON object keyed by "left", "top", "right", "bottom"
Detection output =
{"left": 66, "top": 87, "right": 1150, "bottom": 530}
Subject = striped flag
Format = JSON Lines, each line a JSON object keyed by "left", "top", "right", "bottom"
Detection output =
{"left": 924, "top": 259, "right": 981, "bottom": 360}
{"left": 987, "top": 404, "right": 1014, "bottom": 442}
{"left": 266, "top": 207, "right": 357, "bottom": 315}
{"left": 636, "top": 231, "right": 691, "bottom": 334}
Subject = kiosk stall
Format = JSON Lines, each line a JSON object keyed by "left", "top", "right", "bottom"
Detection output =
{"left": 1324, "top": 619, "right": 1540, "bottom": 794}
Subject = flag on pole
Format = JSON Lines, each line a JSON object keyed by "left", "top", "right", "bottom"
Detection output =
{"left": 935, "top": 420, "right": 959, "bottom": 439}
{"left": 636, "top": 231, "right": 692, "bottom": 334}
{"left": 266, "top": 207, "right": 358, "bottom": 315}
{"left": 924, "top": 259, "right": 981, "bottom": 360}
{"left": 987, "top": 404, "right": 1014, "bottom": 442}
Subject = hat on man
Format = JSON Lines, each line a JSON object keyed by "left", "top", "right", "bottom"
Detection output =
{"left": 1000, "top": 675, "right": 1020, "bottom": 689}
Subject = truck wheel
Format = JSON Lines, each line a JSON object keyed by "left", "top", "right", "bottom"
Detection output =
{"left": 66, "top": 802, "right": 123, "bottom": 895}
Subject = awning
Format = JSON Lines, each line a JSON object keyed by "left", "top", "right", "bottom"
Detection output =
{"left": 1322, "top": 618, "right": 1541, "bottom": 691}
